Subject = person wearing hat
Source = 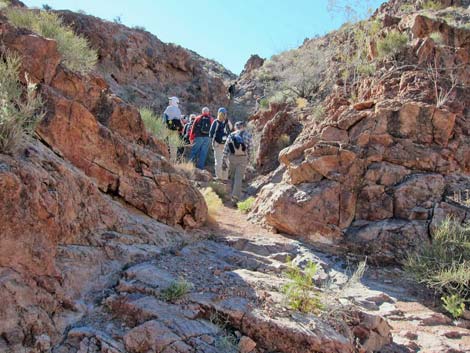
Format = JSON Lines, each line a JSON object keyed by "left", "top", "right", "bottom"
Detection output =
{"left": 222, "top": 121, "right": 252, "bottom": 202}
{"left": 209, "top": 107, "right": 232, "bottom": 180}
{"left": 163, "top": 96, "right": 183, "bottom": 132}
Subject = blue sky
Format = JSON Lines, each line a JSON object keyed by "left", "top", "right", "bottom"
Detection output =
{"left": 22, "top": 0, "right": 385, "bottom": 74}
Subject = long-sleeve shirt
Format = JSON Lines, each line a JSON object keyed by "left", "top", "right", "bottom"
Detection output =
{"left": 189, "top": 115, "right": 214, "bottom": 142}
{"left": 163, "top": 105, "right": 182, "bottom": 123}
{"left": 222, "top": 130, "right": 253, "bottom": 164}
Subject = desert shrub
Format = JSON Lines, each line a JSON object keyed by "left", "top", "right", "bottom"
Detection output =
{"left": 377, "top": 30, "right": 408, "bottom": 59}
{"left": 140, "top": 108, "right": 184, "bottom": 162}
{"left": 237, "top": 197, "right": 255, "bottom": 214}
{"left": 281, "top": 259, "right": 323, "bottom": 313}
{"left": 422, "top": 0, "right": 445, "bottom": 10}
{"left": 0, "top": 0, "right": 10, "bottom": 10}
{"left": 312, "top": 105, "right": 326, "bottom": 123}
{"left": 442, "top": 294, "right": 466, "bottom": 319}
{"left": 160, "top": 278, "right": 191, "bottom": 302}
{"left": 449, "top": 189, "right": 470, "bottom": 208}
{"left": 42, "top": 4, "right": 52, "bottom": 10}
{"left": 430, "top": 31, "right": 445, "bottom": 45}
{"left": 173, "top": 159, "right": 196, "bottom": 180}
{"left": 258, "top": 98, "right": 269, "bottom": 110}
{"left": 133, "top": 25, "right": 146, "bottom": 32}
{"left": 405, "top": 218, "right": 469, "bottom": 317}
{"left": 214, "top": 335, "right": 238, "bottom": 353}
{"left": 5, "top": 8, "right": 97, "bottom": 74}
{"left": 0, "top": 52, "right": 43, "bottom": 154}
{"left": 400, "top": 4, "right": 416, "bottom": 13}
{"left": 276, "top": 133, "right": 291, "bottom": 150}
{"left": 296, "top": 97, "right": 308, "bottom": 109}
{"left": 201, "top": 187, "right": 223, "bottom": 223}
{"left": 208, "top": 181, "right": 228, "bottom": 199}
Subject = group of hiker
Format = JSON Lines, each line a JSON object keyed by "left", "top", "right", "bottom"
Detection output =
{"left": 163, "top": 96, "right": 252, "bottom": 202}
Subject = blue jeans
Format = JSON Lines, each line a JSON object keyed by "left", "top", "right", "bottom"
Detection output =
{"left": 190, "top": 137, "right": 211, "bottom": 169}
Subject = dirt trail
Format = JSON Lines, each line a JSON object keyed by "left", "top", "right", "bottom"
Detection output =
{"left": 207, "top": 204, "right": 470, "bottom": 353}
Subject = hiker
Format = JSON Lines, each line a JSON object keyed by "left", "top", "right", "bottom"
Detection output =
{"left": 189, "top": 107, "right": 214, "bottom": 169}
{"left": 222, "top": 121, "right": 252, "bottom": 202}
{"left": 209, "top": 107, "right": 232, "bottom": 180}
{"left": 163, "top": 96, "right": 183, "bottom": 132}
{"left": 182, "top": 114, "right": 196, "bottom": 144}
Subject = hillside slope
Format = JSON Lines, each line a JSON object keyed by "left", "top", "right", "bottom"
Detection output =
{"left": 57, "top": 10, "right": 236, "bottom": 113}
{"left": 246, "top": 0, "right": 470, "bottom": 263}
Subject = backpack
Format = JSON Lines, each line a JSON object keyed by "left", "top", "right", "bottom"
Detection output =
{"left": 213, "top": 121, "right": 228, "bottom": 144}
{"left": 199, "top": 116, "right": 212, "bottom": 135}
{"left": 229, "top": 132, "right": 247, "bottom": 156}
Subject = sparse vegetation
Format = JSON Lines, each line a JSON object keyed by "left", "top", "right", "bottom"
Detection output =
{"left": 208, "top": 181, "right": 228, "bottom": 200}
{"left": 173, "top": 159, "right": 196, "bottom": 180}
{"left": 442, "top": 294, "right": 466, "bottom": 319}
{"left": 276, "top": 133, "right": 291, "bottom": 150}
{"left": 160, "top": 278, "right": 192, "bottom": 302}
{"left": 422, "top": 0, "right": 445, "bottom": 11}
{"left": 42, "top": 4, "right": 52, "bottom": 11}
{"left": 429, "top": 31, "right": 445, "bottom": 45}
{"left": 281, "top": 258, "right": 323, "bottom": 313}
{"left": 4, "top": 8, "right": 97, "bottom": 74}
{"left": 377, "top": 30, "right": 408, "bottom": 59}
{"left": 449, "top": 189, "right": 470, "bottom": 208}
{"left": 133, "top": 25, "right": 146, "bottom": 32}
{"left": 201, "top": 187, "right": 223, "bottom": 223}
{"left": 399, "top": 3, "right": 415, "bottom": 13}
{"left": 237, "top": 197, "right": 255, "bottom": 214}
{"left": 312, "top": 105, "right": 326, "bottom": 123}
{"left": 258, "top": 98, "right": 269, "bottom": 110}
{"left": 296, "top": 97, "right": 308, "bottom": 109}
{"left": 426, "top": 55, "right": 463, "bottom": 108}
{"left": 140, "top": 108, "right": 184, "bottom": 162}
{"left": 0, "top": 52, "right": 43, "bottom": 154}
{"left": 0, "top": 0, "right": 10, "bottom": 10}
{"left": 405, "top": 218, "right": 469, "bottom": 318}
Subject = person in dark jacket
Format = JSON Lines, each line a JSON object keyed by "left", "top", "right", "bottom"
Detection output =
{"left": 189, "top": 107, "right": 214, "bottom": 169}
{"left": 182, "top": 114, "right": 196, "bottom": 144}
{"left": 209, "top": 107, "right": 232, "bottom": 180}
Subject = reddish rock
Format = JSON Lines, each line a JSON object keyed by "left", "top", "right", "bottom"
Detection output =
{"left": 241, "top": 54, "right": 265, "bottom": 76}
{"left": 58, "top": 10, "right": 234, "bottom": 113}
{"left": 353, "top": 101, "right": 375, "bottom": 111}
{"left": 394, "top": 174, "right": 445, "bottom": 220}
{"left": 356, "top": 185, "right": 394, "bottom": 221}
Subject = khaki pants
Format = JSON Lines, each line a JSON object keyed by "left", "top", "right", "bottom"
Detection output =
{"left": 213, "top": 142, "right": 228, "bottom": 180}
{"left": 228, "top": 155, "right": 248, "bottom": 200}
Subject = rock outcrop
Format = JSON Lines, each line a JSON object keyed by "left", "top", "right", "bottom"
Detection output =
{"left": 250, "top": 3, "right": 470, "bottom": 263}
{"left": 0, "top": 10, "right": 208, "bottom": 352}
{"left": 57, "top": 10, "right": 235, "bottom": 113}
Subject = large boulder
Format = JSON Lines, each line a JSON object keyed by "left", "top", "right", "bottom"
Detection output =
{"left": 251, "top": 95, "right": 470, "bottom": 263}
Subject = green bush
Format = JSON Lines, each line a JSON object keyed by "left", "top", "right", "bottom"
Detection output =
{"left": 377, "top": 30, "right": 408, "bottom": 59}
{"left": 5, "top": 8, "right": 97, "bottom": 74}
{"left": 281, "top": 259, "right": 323, "bottom": 313}
{"left": 259, "top": 98, "right": 269, "bottom": 110}
{"left": 430, "top": 31, "right": 445, "bottom": 45}
{"left": 237, "top": 197, "right": 255, "bottom": 214}
{"left": 0, "top": 52, "right": 43, "bottom": 154}
{"left": 160, "top": 278, "right": 191, "bottom": 302}
{"left": 140, "top": 108, "right": 184, "bottom": 162}
{"left": 405, "top": 218, "right": 469, "bottom": 317}
{"left": 442, "top": 294, "right": 466, "bottom": 319}
{"left": 422, "top": 0, "right": 445, "bottom": 10}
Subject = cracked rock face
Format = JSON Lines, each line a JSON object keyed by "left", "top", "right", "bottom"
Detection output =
{"left": 249, "top": 7, "right": 470, "bottom": 263}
